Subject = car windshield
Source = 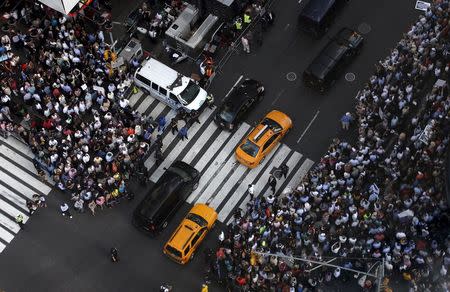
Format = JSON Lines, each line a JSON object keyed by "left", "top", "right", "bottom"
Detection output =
{"left": 240, "top": 139, "right": 260, "bottom": 157}
{"left": 218, "top": 103, "right": 235, "bottom": 123}
{"left": 179, "top": 81, "right": 201, "bottom": 105}
{"left": 186, "top": 212, "right": 208, "bottom": 227}
{"left": 262, "top": 118, "right": 283, "bottom": 133}
{"left": 166, "top": 245, "right": 182, "bottom": 258}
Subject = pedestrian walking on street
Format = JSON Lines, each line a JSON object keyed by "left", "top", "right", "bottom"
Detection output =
{"left": 241, "top": 36, "right": 250, "bottom": 54}
{"left": 60, "top": 203, "right": 72, "bottom": 218}
{"left": 26, "top": 200, "right": 37, "bottom": 215}
{"left": 179, "top": 126, "right": 188, "bottom": 140}
{"left": 157, "top": 116, "right": 166, "bottom": 132}
{"left": 247, "top": 184, "right": 255, "bottom": 200}
{"left": 341, "top": 112, "right": 353, "bottom": 130}
{"left": 268, "top": 174, "right": 277, "bottom": 193}
{"left": 38, "top": 195, "right": 47, "bottom": 208}
{"left": 169, "top": 118, "right": 178, "bottom": 135}
{"left": 280, "top": 163, "right": 289, "bottom": 179}
{"left": 16, "top": 214, "right": 24, "bottom": 229}
{"left": 189, "top": 110, "right": 201, "bottom": 125}
{"left": 88, "top": 200, "right": 96, "bottom": 216}
{"left": 110, "top": 247, "right": 119, "bottom": 262}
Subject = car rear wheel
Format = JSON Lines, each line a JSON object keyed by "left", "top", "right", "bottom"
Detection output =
{"left": 162, "top": 221, "right": 168, "bottom": 229}
{"left": 193, "top": 181, "right": 199, "bottom": 190}
{"left": 190, "top": 252, "right": 195, "bottom": 260}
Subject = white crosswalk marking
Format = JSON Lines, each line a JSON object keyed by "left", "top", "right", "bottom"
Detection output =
{"left": 0, "top": 186, "right": 28, "bottom": 212}
{"left": 182, "top": 122, "right": 218, "bottom": 164}
{"left": 136, "top": 95, "right": 156, "bottom": 114}
{"left": 0, "top": 136, "right": 33, "bottom": 159}
{"left": 288, "top": 158, "right": 315, "bottom": 187}
{"left": 0, "top": 225, "right": 14, "bottom": 243}
{"left": 236, "top": 144, "right": 292, "bottom": 213}
{"left": 0, "top": 197, "right": 29, "bottom": 223}
{"left": 128, "top": 93, "right": 316, "bottom": 223}
{"left": 128, "top": 91, "right": 144, "bottom": 108}
{"left": 148, "top": 102, "right": 166, "bottom": 121}
{"left": 0, "top": 157, "right": 51, "bottom": 194}
{"left": 0, "top": 137, "right": 53, "bottom": 254}
{"left": 150, "top": 107, "right": 215, "bottom": 182}
{"left": 217, "top": 144, "right": 281, "bottom": 222}
{"left": 187, "top": 123, "right": 250, "bottom": 204}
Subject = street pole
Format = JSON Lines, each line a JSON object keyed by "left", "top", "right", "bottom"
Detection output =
{"left": 376, "top": 258, "right": 385, "bottom": 292}
{"left": 251, "top": 251, "right": 379, "bottom": 278}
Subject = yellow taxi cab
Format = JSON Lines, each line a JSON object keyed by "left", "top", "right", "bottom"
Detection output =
{"left": 235, "top": 110, "right": 292, "bottom": 168}
{"left": 163, "top": 203, "right": 217, "bottom": 264}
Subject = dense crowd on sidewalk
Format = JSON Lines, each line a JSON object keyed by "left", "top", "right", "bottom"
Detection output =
{"left": 213, "top": 2, "right": 450, "bottom": 292}
{"left": 0, "top": 4, "right": 199, "bottom": 215}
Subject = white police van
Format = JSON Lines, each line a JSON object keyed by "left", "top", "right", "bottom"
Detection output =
{"left": 134, "top": 57, "right": 213, "bottom": 112}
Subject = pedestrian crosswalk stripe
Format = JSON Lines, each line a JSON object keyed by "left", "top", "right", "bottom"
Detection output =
{"left": 0, "top": 224, "right": 14, "bottom": 244}
{"left": 136, "top": 95, "right": 156, "bottom": 114}
{"left": 0, "top": 156, "right": 52, "bottom": 194}
{"left": 182, "top": 122, "right": 219, "bottom": 164}
{"left": 0, "top": 136, "right": 33, "bottom": 160}
{"left": 197, "top": 158, "right": 242, "bottom": 205}
{"left": 131, "top": 91, "right": 147, "bottom": 110}
{"left": 289, "top": 158, "right": 315, "bottom": 189}
{"left": 0, "top": 210, "right": 20, "bottom": 234}
{"left": 150, "top": 107, "right": 216, "bottom": 182}
{"left": 234, "top": 144, "right": 292, "bottom": 219}
{"left": 128, "top": 92, "right": 316, "bottom": 222}
{"left": 145, "top": 106, "right": 215, "bottom": 170}
{"left": 218, "top": 144, "right": 282, "bottom": 222}
{"left": 187, "top": 123, "right": 251, "bottom": 204}
{"left": 148, "top": 102, "right": 166, "bottom": 121}
{"left": 0, "top": 137, "right": 53, "bottom": 255}
{"left": 192, "top": 127, "right": 232, "bottom": 173}
{"left": 0, "top": 185, "right": 28, "bottom": 213}
{"left": 0, "top": 197, "right": 29, "bottom": 223}
{"left": 128, "top": 91, "right": 144, "bottom": 108}
{"left": 274, "top": 151, "right": 304, "bottom": 193}
{"left": 0, "top": 145, "right": 55, "bottom": 186}
{"left": 0, "top": 168, "right": 44, "bottom": 198}
{"left": 208, "top": 164, "right": 249, "bottom": 209}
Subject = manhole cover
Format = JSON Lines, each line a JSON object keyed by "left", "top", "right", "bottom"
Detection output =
{"left": 358, "top": 23, "right": 371, "bottom": 34}
{"left": 345, "top": 72, "right": 356, "bottom": 82}
{"left": 286, "top": 72, "right": 297, "bottom": 81}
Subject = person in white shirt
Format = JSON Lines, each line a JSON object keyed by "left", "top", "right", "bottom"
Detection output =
{"left": 60, "top": 203, "right": 72, "bottom": 218}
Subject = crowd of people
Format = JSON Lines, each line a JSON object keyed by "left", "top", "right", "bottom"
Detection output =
{"left": 213, "top": 2, "right": 450, "bottom": 291}
{"left": 0, "top": 3, "right": 196, "bottom": 215}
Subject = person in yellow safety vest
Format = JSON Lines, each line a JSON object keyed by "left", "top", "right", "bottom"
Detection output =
{"left": 235, "top": 17, "right": 243, "bottom": 31}
{"left": 243, "top": 11, "right": 252, "bottom": 24}
{"left": 104, "top": 49, "right": 117, "bottom": 62}
{"left": 201, "top": 283, "right": 208, "bottom": 292}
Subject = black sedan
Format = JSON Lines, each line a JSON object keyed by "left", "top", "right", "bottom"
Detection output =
{"left": 132, "top": 161, "right": 200, "bottom": 235}
{"left": 214, "top": 78, "right": 265, "bottom": 131}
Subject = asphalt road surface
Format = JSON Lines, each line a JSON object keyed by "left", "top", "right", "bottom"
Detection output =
{"left": 0, "top": 0, "right": 421, "bottom": 291}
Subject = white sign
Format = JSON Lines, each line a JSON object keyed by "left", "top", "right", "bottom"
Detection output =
{"left": 415, "top": 1, "right": 431, "bottom": 11}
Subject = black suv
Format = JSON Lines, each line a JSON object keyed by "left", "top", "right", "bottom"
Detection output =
{"left": 215, "top": 78, "right": 265, "bottom": 131}
{"left": 298, "top": 0, "right": 348, "bottom": 38}
{"left": 132, "top": 161, "right": 200, "bottom": 235}
{"left": 303, "top": 27, "right": 363, "bottom": 92}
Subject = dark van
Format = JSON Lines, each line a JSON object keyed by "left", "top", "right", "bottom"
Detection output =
{"left": 132, "top": 161, "right": 200, "bottom": 235}
{"left": 303, "top": 27, "right": 363, "bottom": 92}
{"left": 298, "top": 0, "right": 347, "bottom": 38}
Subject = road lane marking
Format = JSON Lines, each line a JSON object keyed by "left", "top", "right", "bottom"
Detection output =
{"left": 297, "top": 110, "right": 320, "bottom": 143}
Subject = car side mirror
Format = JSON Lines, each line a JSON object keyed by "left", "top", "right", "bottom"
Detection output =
{"left": 163, "top": 167, "right": 167, "bottom": 170}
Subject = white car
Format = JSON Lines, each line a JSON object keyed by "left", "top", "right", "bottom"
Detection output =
{"left": 134, "top": 57, "right": 213, "bottom": 111}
